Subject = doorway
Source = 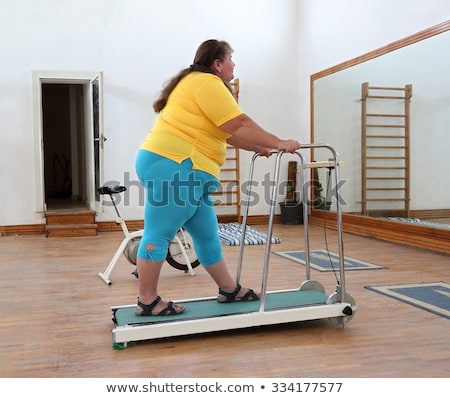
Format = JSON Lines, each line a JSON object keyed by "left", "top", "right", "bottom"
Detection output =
{"left": 42, "top": 83, "right": 86, "bottom": 210}
{"left": 33, "top": 72, "right": 104, "bottom": 214}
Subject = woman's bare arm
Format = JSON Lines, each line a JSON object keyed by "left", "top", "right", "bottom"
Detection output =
{"left": 220, "top": 113, "right": 300, "bottom": 153}
{"left": 226, "top": 135, "right": 272, "bottom": 156}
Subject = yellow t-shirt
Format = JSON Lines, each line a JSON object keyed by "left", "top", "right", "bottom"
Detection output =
{"left": 140, "top": 72, "right": 243, "bottom": 179}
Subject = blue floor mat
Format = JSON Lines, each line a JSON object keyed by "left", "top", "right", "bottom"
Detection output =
{"left": 365, "top": 281, "right": 450, "bottom": 319}
{"left": 273, "top": 249, "right": 386, "bottom": 271}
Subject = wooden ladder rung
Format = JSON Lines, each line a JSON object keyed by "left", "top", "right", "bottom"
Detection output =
{"left": 366, "top": 124, "right": 406, "bottom": 128}
{"left": 366, "top": 135, "right": 406, "bottom": 139}
{"left": 366, "top": 146, "right": 406, "bottom": 149}
{"left": 215, "top": 202, "right": 239, "bottom": 207}
{"left": 366, "top": 113, "right": 405, "bottom": 117}
{"left": 366, "top": 166, "right": 406, "bottom": 170}
{"left": 365, "top": 198, "right": 408, "bottom": 202}
{"left": 218, "top": 179, "right": 239, "bottom": 183}
{"left": 366, "top": 188, "right": 406, "bottom": 191}
{"left": 366, "top": 177, "right": 406, "bottom": 180}
{"left": 366, "top": 95, "right": 406, "bottom": 100}
{"left": 221, "top": 168, "right": 238, "bottom": 172}
{"left": 368, "top": 86, "right": 407, "bottom": 91}
{"left": 212, "top": 189, "right": 238, "bottom": 194}
{"left": 365, "top": 167, "right": 406, "bottom": 170}
{"left": 366, "top": 156, "right": 406, "bottom": 160}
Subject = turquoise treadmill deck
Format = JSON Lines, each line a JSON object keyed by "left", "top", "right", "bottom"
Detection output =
{"left": 114, "top": 289, "right": 328, "bottom": 326}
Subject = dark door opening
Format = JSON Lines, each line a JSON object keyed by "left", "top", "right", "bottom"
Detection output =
{"left": 42, "top": 83, "right": 87, "bottom": 211}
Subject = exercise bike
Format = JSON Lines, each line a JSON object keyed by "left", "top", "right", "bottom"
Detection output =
{"left": 97, "top": 185, "right": 200, "bottom": 285}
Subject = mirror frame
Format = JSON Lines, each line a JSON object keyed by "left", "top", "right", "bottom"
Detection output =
{"left": 309, "top": 20, "right": 450, "bottom": 255}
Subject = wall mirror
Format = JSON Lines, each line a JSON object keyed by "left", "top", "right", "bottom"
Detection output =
{"left": 310, "top": 20, "right": 450, "bottom": 253}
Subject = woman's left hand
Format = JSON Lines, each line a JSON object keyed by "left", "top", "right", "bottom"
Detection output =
{"left": 255, "top": 146, "right": 272, "bottom": 157}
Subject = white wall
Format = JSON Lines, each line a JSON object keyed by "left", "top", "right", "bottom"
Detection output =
{"left": 0, "top": 0, "right": 300, "bottom": 225}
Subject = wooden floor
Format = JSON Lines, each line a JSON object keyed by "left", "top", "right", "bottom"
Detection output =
{"left": 0, "top": 223, "right": 449, "bottom": 378}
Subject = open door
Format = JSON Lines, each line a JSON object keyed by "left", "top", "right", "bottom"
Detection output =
{"left": 89, "top": 73, "right": 106, "bottom": 210}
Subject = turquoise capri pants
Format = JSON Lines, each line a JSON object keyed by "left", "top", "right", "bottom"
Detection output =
{"left": 135, "top": 149, "right": 223, "bottom": 266}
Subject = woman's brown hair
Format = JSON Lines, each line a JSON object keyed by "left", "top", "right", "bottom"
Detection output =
{"left": 153, "top": 39, "right": 232, "bottom": 113}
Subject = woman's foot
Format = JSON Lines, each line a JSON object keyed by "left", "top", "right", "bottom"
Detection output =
{"left": 217, "top": 284, "right": 259, "bottom": 303}
{"left": 135, "top": 296, "right": 185, "bottom": 316}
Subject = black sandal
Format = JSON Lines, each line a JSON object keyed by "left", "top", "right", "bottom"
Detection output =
{"left": 217, "top": 284, "right": 259, "bottom": 303}
{"left": 135, "top": 296, "right": 185, "bottom": 316}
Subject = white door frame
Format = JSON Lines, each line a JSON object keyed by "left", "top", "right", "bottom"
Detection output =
{"left": 32, "top": 70, "right": 104, "bottom": 214}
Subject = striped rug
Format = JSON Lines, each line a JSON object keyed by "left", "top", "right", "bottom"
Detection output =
{"left": 387, "top": 217, "right": 450, "bottom": 230}
{"left": 218, "top": 223, "right": 281, "bottom": 246}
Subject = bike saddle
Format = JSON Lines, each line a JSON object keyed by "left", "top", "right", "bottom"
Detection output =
{"left": 97, "top": 185, "right": 127, "bottom": 195}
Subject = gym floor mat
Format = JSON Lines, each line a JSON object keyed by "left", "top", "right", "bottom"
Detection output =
{"left": 273, "top": 250, "right": 386, "bottom": 272}
{"left": 365, "top": 281, "right": 450, "bottom": 319}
